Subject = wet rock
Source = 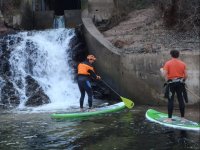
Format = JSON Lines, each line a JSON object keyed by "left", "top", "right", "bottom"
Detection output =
{"left": 69, "top": 27, "right": 88, "bottom": 62}
{"left": 0, "top": 35, "right": 20, "bottom": 107}
{"left": 25, "top": 75, "right": 50, "bottom": 107}
{"left": 71, "top": 42, "right": 87, "bottom": 62}
{"left": 0, "top": 80, "right": 20, "bottom": 106}
{"left": 0, "top": 35, "right": 18, "bottom": 78}
{"left": 67, "top": 27, "right": 88, "bottom": 80}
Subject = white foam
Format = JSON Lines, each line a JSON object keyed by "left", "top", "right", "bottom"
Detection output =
{"left": 9, "top": 29, "right": 83, "bottom": 112}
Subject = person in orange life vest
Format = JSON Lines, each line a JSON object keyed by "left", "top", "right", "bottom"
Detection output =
{"left": 77, "top": 54, "right": 101, "bottom": 111}
{"left": 160, "top": 50, "right": 188, "bottom": 123}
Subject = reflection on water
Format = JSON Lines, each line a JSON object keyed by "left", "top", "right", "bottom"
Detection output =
{"left": 0, "top": 106, "right": 199, "bottom": 150}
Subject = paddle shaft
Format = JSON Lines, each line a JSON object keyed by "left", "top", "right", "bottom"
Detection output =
{"left": 100, "top": 79, "right": 121, "bottom": 98}
{"left": 185, "top": 87, "right": 200, "bottom": 100}
{"left": 100, "top": 79, "right": 134, "bottom": 109}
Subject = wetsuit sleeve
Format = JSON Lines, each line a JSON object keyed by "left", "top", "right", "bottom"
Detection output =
{"left": 88, "top": 69, "right": 97, "bottom": 79}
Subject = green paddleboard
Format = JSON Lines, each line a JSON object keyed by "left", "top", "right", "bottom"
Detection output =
{"left": 51, "top": 102, "right": 126, "bottom": 119}
{"left": 146, "top": 109, "right": 200, "bottom": 131}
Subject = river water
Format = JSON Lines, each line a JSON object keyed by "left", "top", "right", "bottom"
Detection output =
{"left": 0, "top": 105, "right": 199, "bottom": 150}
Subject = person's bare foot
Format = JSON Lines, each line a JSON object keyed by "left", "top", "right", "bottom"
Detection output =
{"left": 163, "top": 118, "right": 172, "bottom": 123}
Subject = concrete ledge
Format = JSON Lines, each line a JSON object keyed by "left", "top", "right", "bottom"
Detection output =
{"left": 82, "top": 9, "right": 121, "bottom": 92}
{"left": 34, "top": 11, "right": 54, "bottom": 29}
{"left": 64, "top": 10, "right": 82, "bottom": 28}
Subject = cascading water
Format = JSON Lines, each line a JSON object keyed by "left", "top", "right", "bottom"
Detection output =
{"left": 53, "top": 16, "right": 65, "bottom": 29}
{"left": 4, "top": 28, "right": 81, "bottom": 112}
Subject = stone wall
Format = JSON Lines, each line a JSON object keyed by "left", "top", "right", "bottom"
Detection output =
{"left": 64, "top": 10, "right": 82, "bottom": 28}
{"left": 34, "top": 11, "right": 54, "bottom": 29}
{"left": 0, "top": 0, "right": 33, "bottom": 30}
{"left": 0, "top": 0, "right": 55, "bottom": 30}
{"left": 0, "top": 0, "right": 83, "bottom": 30}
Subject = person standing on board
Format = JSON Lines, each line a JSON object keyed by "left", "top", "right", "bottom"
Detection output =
{"left": 160, "top": 50, "right": 188, "bottom": 123}
{"left": 77, "top": 54, "right": 101, "bottom": 111}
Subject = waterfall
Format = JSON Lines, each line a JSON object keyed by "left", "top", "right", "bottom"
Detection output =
{"left": 1, "top": 28, "right": 81, "bottom": 112}
{"left": 53, "top": 16, "right": 65, "bottom": 29}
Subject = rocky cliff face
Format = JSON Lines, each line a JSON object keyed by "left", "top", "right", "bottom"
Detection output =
{"left": 102, "top": 7, "right": 199, "bottom": 53}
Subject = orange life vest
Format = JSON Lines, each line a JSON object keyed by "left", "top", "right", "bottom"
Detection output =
{"left": 78, "top": 63, "right": 95, "bottom": 75}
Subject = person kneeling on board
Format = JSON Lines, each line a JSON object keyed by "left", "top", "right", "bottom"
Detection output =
{"left": 77, "top": 54, "right": 101, "bottom": 111}
{"left": 160, "top": 50, "right": 188, "bottom": 123}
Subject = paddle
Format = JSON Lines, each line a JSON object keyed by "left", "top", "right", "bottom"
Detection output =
{"left": 100, "top": 79, "right": 134, "bottom": 109}
{"left": 185, "top": 87, "right": 200, "bottom": 100}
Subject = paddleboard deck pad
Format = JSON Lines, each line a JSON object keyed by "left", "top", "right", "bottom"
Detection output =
{"left": 146, "top": 109, "right": 200, "bottom": 131}
{"left": 51, "top": 102, "right": 126, "bottom": 119}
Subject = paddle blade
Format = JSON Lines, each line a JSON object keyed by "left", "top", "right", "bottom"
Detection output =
{"left": 120, "top": 96, "right": 134, "bottom": 109}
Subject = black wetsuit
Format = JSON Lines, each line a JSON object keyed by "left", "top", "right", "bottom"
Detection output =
{"left": 77, "top": 61, "right": 97, "bottom": 108}
{"left": 167, "top": 79, "right": 187, "bottom": 118}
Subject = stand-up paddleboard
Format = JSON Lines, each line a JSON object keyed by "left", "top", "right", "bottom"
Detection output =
{"left": 51, "top": 102, "right": 126, "bottom": 119}
{"left": 145, "top": 109, "right": 200, "bottom": 131}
